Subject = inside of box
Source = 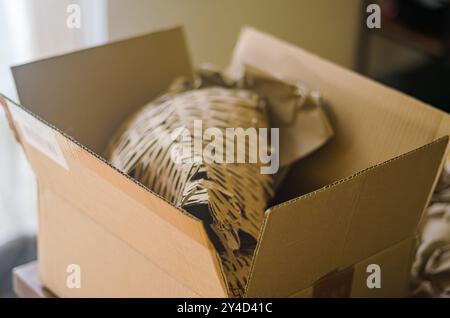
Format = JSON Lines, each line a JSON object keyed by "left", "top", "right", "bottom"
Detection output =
{"left": 11, "top": 28, "right": 194, "bottom": 159}
{"left": 8, "top": 26, "right": 450, "bottom": 298}
{"left": 228, "top": 27, "right": 449, "bottom": 203}
{"left": 11, "top": 27, "right": 449, "bottom": 205}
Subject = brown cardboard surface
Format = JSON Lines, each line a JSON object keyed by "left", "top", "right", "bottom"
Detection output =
{"left": 288, "top": 238, "right": 414, "bottom": 298}
{"left": 350, "top": 238, "right": 414, "bottom": 297}
{"left": 3, "top": 97, "right": 227, "bottom": 297}
{"left": 38, "top": 184, "right": 204, "bottom": 297}
{"left": 1, "top": 26, "right": 449, "bottom": 297}
{"left": 246, "top": 137, "right": 448, "bottom": 297}
{"left": 312, "top": 266, "right": 354, "bottom": 298}
{"left": 12, "top": 27, "right": 193, "bottom": 155}
{"left": 228, "top": 27, "right": 450, "bottom": 196}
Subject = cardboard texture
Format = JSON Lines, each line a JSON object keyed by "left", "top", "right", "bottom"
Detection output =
{"left": 1, "top": 26, "right": 449, "bottom": 297}
{"left": 228, "top": 28, "right": 450, "bottom": 196}
{"left": 11, "top": 28, "right": 193, "bottom": 155}
{"left": 289, "top": 238, "right": 415, "bottom": 298}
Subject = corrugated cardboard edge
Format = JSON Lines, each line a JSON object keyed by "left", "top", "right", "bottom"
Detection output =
{"left": 245, "top": 135, "right": 449, "bottom": 297}
{"left": 3, "top": 94, "right": 449, "bottom": 299}
{"left": 269, "top": 136, "right": 449, "bottom": 211}
{"left": 1, "top": 93, "right": 230, "bottom": 297}
{"left": 229, "top": 26, "right": 448, "bottom": 118}
{"left": 0, "top": 93, "right": 200, "bottom": 223}
{"left": 3, "top": 25, "right": 449, "bottom": 297}
{"left": 11, "top": 27, "right": 195, "bottom": 155}
{"left": 228, "top": 26, "right": 450, "bottom": 200}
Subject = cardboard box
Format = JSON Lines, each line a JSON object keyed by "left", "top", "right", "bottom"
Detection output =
{"left": 1, "top": 27, "right": 449, "bottom": 297}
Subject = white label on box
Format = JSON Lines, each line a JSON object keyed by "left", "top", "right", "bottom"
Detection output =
{"left": 11, "top": 106, "right": 69, "bottom": 171}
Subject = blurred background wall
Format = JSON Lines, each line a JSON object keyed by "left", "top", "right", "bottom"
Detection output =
{"left": 107, "top": 0, "right": 361, "bottom": 69}
{"left": 106, "top": 0, "right": 428, "bottom": 77}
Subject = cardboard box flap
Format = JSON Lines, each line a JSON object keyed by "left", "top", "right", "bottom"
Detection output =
{"left": 5, "top": 27, "right": 230, "bottom": 297}
{"left": 4, "top": 26, "right": 232, "bottom": 298}
{"left": 289, "top": 237, "right": 414, "bottom": 298}
{"left": 245, "top": 136, "right": 448, "bottom": 297}
{"left": 228, "top": 27, "right": 450, "bottom": 196}
{"left": 38, "top": 184, "right": 204, "bottom": 297}
{"left": 3, "top": 25, "right": 448, "bottom": 298}
{"left": 11, "top": 27, "right": 193, "bottom": 156}
{"left": 1, "top": 82, "right": 227, "bottom": 297}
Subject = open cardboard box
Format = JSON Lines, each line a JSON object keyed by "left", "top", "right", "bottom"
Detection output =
{"left": 1, "top": 27, "right": 450, "bottom": 298}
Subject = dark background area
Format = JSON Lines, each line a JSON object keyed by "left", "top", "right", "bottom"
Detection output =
{"left": 359, "top": 0, "right": 450, "bottom": 112}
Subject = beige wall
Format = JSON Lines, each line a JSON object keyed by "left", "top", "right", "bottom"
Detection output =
{"left": 107, "top": 0, "right": 361, "bottom": 70}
